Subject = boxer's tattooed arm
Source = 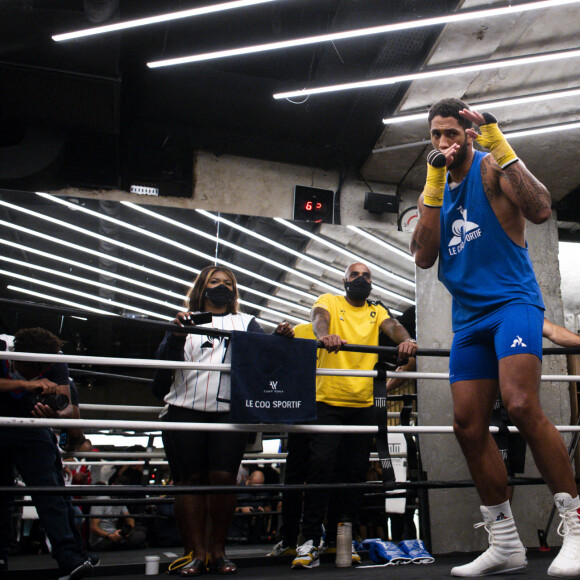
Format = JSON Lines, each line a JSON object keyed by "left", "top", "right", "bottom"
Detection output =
{"left": 410, "top": 221, "right": 435, "bottom": 254}
{"left": 503, "top": 162, "right": 551, "bottom": 222}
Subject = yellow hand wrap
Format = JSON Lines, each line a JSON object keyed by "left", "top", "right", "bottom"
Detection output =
{"left": 475, "top": 113, "right": 519, "bottom": 169}
{"left": 422, "top": 150, "right": 447, "bottom": 208}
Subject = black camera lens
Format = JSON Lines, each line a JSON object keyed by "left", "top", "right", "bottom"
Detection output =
{"left": 31, "top": 392, "right": 70, "bottom": 411}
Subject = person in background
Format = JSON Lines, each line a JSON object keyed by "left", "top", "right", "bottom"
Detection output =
{"left": 291, "top": 263, "right": 417, "bottom": 570}
{"left": 230, "top": 470, "right": 271, "bottom": 543}
{"left": 152, "top": 265, "right": 292, "bottom": 576}
{"left": 70, "top": 439, "right": 94, "bottom": 487}
{"left": 385, "top": 306, "right": 417, "bottom": 394}
{"left": 374, "top": 305, "right": 419, "bottom": 544}
{"left": 0, "top": 328, "right": 93, "bottom": 579}
{"left": 89, "top": 484, "right": 147, "bottom": 551}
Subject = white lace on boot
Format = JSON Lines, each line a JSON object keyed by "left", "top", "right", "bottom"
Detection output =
{"left": 451, "top": 507, "right": 527, "bottom": 577}
{"left": 548, "top": 493, "right": 580, "bottom": 577}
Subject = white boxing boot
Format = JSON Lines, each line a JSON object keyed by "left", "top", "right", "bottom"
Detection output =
{"left": 451, "top": 506, "right": 527, "bottom": 577}
{"left": 548, "top": 493, "right": 580, "bottom": 578}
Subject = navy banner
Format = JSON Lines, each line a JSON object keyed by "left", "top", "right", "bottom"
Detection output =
{"left": 230, "top": 331, "right": 317, "bottom": 423}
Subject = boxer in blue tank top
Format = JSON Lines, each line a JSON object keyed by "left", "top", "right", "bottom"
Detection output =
{"left": 411, "top": 98, "right": 580, "bottom": 578}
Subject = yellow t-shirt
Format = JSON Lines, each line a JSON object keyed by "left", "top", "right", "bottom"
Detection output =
{"left": 293, "top": 322, "right": 317, "bottom": 341}
{"left": 313, "top": 294, "right": 390, "bottom": 407}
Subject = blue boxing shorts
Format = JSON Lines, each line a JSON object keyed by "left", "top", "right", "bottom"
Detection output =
{"left": 449, "top": 303, "right": 543, "bottom": 384}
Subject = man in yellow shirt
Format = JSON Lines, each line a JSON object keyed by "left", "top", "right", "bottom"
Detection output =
{"left": 291, "top": 262, "right": 417, "bottom": 569}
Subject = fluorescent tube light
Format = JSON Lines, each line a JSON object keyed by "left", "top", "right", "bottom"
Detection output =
{"left": 373, "top": 120, "right": 580, "bottom": 154}
{"left": 1, "top": 195, "right": 314, "bottom": 302}
{"left": 196, "top": 209, "right": 412, "bottom": 308}
{"left": 347, "top": 226, "right": 414, "bottom": 262}
{"left": 0, "top": 255, "right": 183, "bottom": 311}
{"left": 275, "top": 218, "right": 415, "bottom": 303}
{"left": 0, "top": 229, "right": 309, "bottom": 321}
{"left": 0, "top": 268, "right": 172, "bottom": 320}
{"left": 2, "top": 236, "right": 309, "bottom": 322}
{"left": 53, "top": 0, "right": 279, "bottom": 41}
{"left": 148, "top": 0, "right": 580, "bottom": 68}
{"left": 0, "top": 219, "right": 194, "bottom": 289}
{"left": 506, "top": 120, "right": 580, "bottom": 139}
{"left": 7, "top": 286, "right": 115, "bottom": 316}
{"left": 273, "top": 47, "right": 580, "bottom": 100}
{"left": 0, "top": 237, "right": 187, "bottom": 301}
{"left": 0, "top": 198, "right": 200, "bottom": 278}
{"left": 196, "top": 209, "right": 346, "bottom": 278}
{"left": 35, "top": 193, "right": 318, "bottom": 300}
{"left": 383, "top": 87, "right": 580, "bottom": 125}
{"left": 122, "top": 201, "right": 344, "bottom": 294}
{"left": 0, "top": 221, "right": 309, "bottom": 313}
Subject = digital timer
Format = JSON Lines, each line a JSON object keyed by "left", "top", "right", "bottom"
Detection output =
{"left": 301, "top": 200, "right": 323, "bottom": 212}
{"left": 293, "top": 185, "right": 334, "bottom": 224}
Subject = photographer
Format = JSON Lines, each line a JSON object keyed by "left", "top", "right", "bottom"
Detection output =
{"left": 88, "top": 487, "right": 147, "bottom": 551}
{"left": 0, "top": 332, "right": 73, "bottom": 420}
{"left": 0, "top": 328, "right": 93, "bottom": 579}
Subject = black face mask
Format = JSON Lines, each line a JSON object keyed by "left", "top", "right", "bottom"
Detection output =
{"left": 205, "top": 284, "right": 234, "bottom": 306}
{"left": 344, "top": 276, "right": 372, "bottom": 300}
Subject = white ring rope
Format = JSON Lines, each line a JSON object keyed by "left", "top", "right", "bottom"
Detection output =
{"left": 2, "top": 416, "right": 580, "bottom": 434}
{"left": 1, "top": 352, "right": 578, "bottom": 382}
{"left": 65, "top": 452, "right": 404, "bottom": 465}
{"left": 79, "top": 403, "right": 415, "bottom": 420}
{"left": 62, "top": 460, "right": 289, "bottom": 466}
{"left": 81, "top": 404, "right": 162, "bottom": 413}
{"left": 0, "top": 351, "right": 229, "bottom": 370}
{"left": 68, "top": 452, "right": 286, "bottom": 459}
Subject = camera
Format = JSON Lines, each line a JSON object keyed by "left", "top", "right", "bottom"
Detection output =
{"left": 118, "top": 523, "right": 133, "bottom": 538}
{"left": 184, "top": 311, "right": 213, "bottom": 325}
{"left": 31, "top": 392, "right": 70, "bottom": 411}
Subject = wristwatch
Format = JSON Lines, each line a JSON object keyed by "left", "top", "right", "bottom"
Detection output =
{"left": 405, "top": 338, "right": 417, "bottom": 343}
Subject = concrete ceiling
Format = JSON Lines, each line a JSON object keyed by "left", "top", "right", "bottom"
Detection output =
{"left": 363, "top": 0, "right": 580, "bottom": 236}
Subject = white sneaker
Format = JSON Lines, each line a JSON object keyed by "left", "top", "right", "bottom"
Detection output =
{"left": 548, "top": 493, "right": 580, "bottom": 577}
{"left": 292, "top": 540, "right": 320, "bottom": 569}
{"left": 267, "top": 540, "right": 293, "bottom": 557}
{"left": 451, "top": 507, "right": 527, "bottom": 577}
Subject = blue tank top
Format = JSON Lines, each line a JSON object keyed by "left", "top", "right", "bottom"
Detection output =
{"left": 438, "top": 150, "right": 544, "bottom": 331}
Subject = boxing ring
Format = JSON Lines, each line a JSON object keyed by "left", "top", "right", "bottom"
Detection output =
{"left": 1, "top": 309, "right": 580, "bottom": 578}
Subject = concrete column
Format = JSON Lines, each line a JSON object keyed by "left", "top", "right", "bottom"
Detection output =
{"left": 416, "top": 213, "right": 570, "bottom": 553}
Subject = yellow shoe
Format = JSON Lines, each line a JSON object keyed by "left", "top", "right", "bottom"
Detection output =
{"left": 291, "top": 540, "right": 320, "bottom": 569}
{"left": 352, "top": 542, "right": 361, "bottom": 565}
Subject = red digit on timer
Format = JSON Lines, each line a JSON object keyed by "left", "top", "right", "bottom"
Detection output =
{"left": 305, "top": 201, "right": 313, "bottom": 211}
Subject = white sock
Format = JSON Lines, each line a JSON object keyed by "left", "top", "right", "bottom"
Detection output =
{"left": 486, "top": 500, "right": 513, "bottom": 522}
